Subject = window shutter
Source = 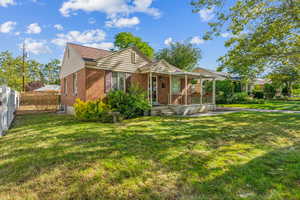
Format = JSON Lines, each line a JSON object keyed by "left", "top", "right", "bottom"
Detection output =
{"left": 105, "top": 71, "right": 112, "bottom": 93}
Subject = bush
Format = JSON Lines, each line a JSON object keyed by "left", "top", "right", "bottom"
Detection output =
{"left": 227, "top": 92, "right": 265, "bottom": 104}
{"left": 73, "top": 99, "right": 115, "bottom": 122}
{"left": 106, "top": 86, "right": 151, "bottom": 119}
{"left": 229, "top": 92, "right": 249, "bottom": 103}
{"left": 205, "top": 80, "right": 234, "bottom": 104}
{"left": 264, "top": 83, "right": 276, "bottom": 99}
{"left": 253, "top": 90, "right": 264, "bottom": 99}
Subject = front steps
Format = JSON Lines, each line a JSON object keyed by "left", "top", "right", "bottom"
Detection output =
{"left": 151, "top": 104, "right": 216, "bottom": 116}
{"left": 151, "top": 106, "right": 175, "bottom": 116}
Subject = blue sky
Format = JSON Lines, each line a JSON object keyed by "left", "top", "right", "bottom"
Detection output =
{"left": 0, "top": 0, "right": 231, "bottom": 70}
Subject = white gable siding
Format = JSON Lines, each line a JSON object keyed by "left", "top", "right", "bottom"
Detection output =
{"left": 96, "top": 48, "right": 150, "bottom": 73}
{"left": 60, "top": 45, "right": 85, "bottom": 78}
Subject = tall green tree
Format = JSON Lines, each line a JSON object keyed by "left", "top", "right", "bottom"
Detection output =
{"left": 0, "top": 51, "right": 61, "bottom": 91}
{"left": 0, "top": 51, "right": 23, "bottom": 91}
{"left": 192, "top": 0, "right": 300, "bottom": 77}
{"left": 114, "top": 32, "right": 154, "bottom": 58}
{"left": 42, "top": 59, "right": 61, "bottom": 84}
{"left": 155, "top": 42, "right": 202, "bottom": 71}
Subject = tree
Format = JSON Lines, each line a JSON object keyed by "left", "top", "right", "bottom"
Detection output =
{"left": 0, "top": 51, "right": 61, "bottom": 91}
{"left": 268, "top": 64, "right": 300, "bottom": 96}
{"left": 114, "top": 32, "right": 154, "bottom": 58}
{"left": 192, "top": 0, "right": 300, "bottom": 77}
{"left": 155, "top": 42, "right": 202, "bottom": 71}
{"left": 42, "top": 59, "right": 61, "bottom": 84}
{"left": 0, "top": 51, "right": 23, "bottom": 91}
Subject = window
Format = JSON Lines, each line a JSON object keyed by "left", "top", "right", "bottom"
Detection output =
{"left": 131, "top": 52, "right": 136, "bottom": 64}
{"left": 172, "top": 77, "right": 181, "bottom": 94}
{"left": 125, "top": 73, "right": 132, "bottom": 92}
{"left": 112, "top": 72, "right": 126, "bottom": 91}
{"left": 73, "top": 73, "right": 77, "bottom": 95}
{"left": 64, "top": 78, "right": 67, "bottom": 95}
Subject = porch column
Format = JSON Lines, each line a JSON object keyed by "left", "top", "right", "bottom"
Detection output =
{"left": 150, "top": 72, "right": 153, "bottom": 106}
{"left": 169, "top": 73, "right": 172, "bottom": 105}
{"left": 199, "top": 77, "right": 203, "bottom": 104}
{"left": 185, "top": 74, "right": 188, "bottom": 105}
{"left": 212, "top": 78, "right": 216, "bottom": 104}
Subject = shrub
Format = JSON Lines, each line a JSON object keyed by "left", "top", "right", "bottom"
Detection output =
{"left": 227, "top": 92, "right": 265, "bottom": 104}
{"left": 73, "top": 99, "right": 115, "bottom": 122}
{"left": 264, "top": 83, "right": 276, "bottom": 99}
{"left": 253, "top": 90, "right": 264, "bottom": 99}
{"left": 106, "top": 86, "right": 151, "bottom": 119}
{"left": 205, "top": 80, "right": 235, "bottom": 104}
{"left": 229, "top": 92, "right": 249, "bottom": 103}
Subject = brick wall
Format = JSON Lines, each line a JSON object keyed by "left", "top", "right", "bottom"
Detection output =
{"left": 86, "top": 68, "right": 106, "bottom": 101}
{"left": 61, "top": 68, "right": 86, "bottom": 106}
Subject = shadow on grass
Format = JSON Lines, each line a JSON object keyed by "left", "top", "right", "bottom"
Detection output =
{"left": 0, "top": 112, "right": 300, "bottom": 199}
{"left": 192, "top": 143, "right": 300, "bottom": 199}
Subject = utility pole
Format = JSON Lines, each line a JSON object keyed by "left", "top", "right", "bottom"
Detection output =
{"left": 22, "top": 42, "right": 26, "bottom": 92}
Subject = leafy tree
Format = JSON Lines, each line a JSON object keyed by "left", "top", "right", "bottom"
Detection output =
{"left": 268, "top": 64, "right": 300, "bottom": 96}
{"left": 155, "top": 42, "right": 202, "bottom": 71}
{"left": 0, "top": 51, "right": 23, "bottom": 91}
{"left": 114, "top": 32, "right": 154, "bottom": 58}
{"left": 192, "top": 0, "right": 300, "bottom": 78}
{"left": 0, "top": 51, "right": 61, "bottom": 91}
{"left": 42, "top": 59, "right": 61, "bottom": 84}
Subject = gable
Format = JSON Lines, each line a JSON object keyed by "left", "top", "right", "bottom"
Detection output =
{"left": 138, "top": 60, "right": 183, "bottom": 74}
{"left": 60, "top": 45, "right": 85, "bottom": 78}
{"left": 95, "top": 48, "right": 151, "bottom": 73}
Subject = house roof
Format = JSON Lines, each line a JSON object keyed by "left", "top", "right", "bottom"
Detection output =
{"left": 68, "top": 43, "right": 112, "bottom": 60}
{"left": 138, "top": 60, "right": 183, "bottom": 74}
{"left": 193, "top": 67, "right": 227, "bottom": 80}
{"left": 34, "top": 85, "right": 61, "bottom": 91}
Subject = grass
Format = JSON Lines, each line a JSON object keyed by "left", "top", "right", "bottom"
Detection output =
{"left": 1, "top": 112, "right": 300, "bottom": 200}
{"left": 221, "top": 100, "right": 300, "bottom": 111}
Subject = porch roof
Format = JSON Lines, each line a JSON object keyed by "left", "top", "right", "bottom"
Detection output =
{"left": 138, "top": 59, "right": 183, "bottom": 74}
{"left": 171, "top": 71, "right": 218, "bottom": 79}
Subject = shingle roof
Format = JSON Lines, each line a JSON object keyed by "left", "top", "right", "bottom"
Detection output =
{"left": 138, "top": 60, "right": 183, "bottom": 74}
{"left": 68, "top": 43, "right": 112, "bottom": 60}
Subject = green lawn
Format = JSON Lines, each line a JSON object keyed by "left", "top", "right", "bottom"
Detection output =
{"left": 1, "top": 112, "right": 300, "bottom": 200}
{"left": 221, "top": 100, "right": 300, "bottom": 111}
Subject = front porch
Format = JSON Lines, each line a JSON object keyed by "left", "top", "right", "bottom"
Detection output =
{"left": 138, "top": 60, "right": 219, "bottom": 116}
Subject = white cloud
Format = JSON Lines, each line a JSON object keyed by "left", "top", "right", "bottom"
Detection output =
{"left": 51, "top": 29, "right": 106, "bottom": 46}
{"left": 85, "top": 42, "right": 114, "bottom": 50}
{"left": 15, "top": 31, "right": 20, "bottom": 35}
{"left": 0, "top": 21, "right": 16, "bottom": 33}
{"left": 22, "top": 38, "right": 51, "bottom": 55}
{"left": 54, "top": 24, "right": 64, "bottom": 31}
{"left": 199, "top": 7, "right": 214, "bottom": 22}
{"left": 106, "top": 16, "right": 140, "bottom": 28}
{"left": 190, "top": 36, "right": 204, "bottom": 45}
{"left": 88, "top": 17, "right": 96, "bottom": 24}
{"left": 0, "top": 0, "right": 15, "bottom": 7}
{"left": 221, "top": 32, "right": 231, "bottom": 38}
{"left": 26, "top": 23, "right": 42, "bottom": 34}
{"left": 164, "top": 37, "right": 173, "bottom": 46}
{"left": 59, "top": 0, "right": 160, "bottom": 18}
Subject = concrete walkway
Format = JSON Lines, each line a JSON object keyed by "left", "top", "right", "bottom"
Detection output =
{"left": 188, "top": 110, "right": 240, "bottom": 117}
{"left": 218, "top": 107, "right": 300, "bottom": 114}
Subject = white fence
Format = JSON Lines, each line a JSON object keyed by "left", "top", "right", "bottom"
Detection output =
{"left": 0, "top": 86, "right": 19, "bottom": 136}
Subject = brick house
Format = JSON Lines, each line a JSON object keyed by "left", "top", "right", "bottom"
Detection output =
{"left": 60, "top": 43, "right": 219, "bottom": 115}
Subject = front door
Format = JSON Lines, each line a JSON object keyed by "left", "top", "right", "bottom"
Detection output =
{"left": 149, "top": 76, "right": 158, "bottom": 105}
